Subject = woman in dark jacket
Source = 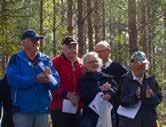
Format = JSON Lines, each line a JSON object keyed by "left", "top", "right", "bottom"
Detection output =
{"left": 118, "top": 51, "right": 162, "bottom": 127}
{"left": 79, "top": 52, "right": 118, "bottom": 127}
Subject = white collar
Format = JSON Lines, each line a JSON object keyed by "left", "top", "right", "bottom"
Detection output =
{"left": 103, "top": 59, "right": 113, "bottom": 69}
{"left": 131, "top": 71, "right": 144, "bottom": 84}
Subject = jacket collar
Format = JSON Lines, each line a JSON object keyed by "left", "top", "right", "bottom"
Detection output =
{"left": 126, "top": 71, "right": 152, "bottom": 80}
{"left": 103, "top": 59, "right": 113, "bottom": 69}
{"left": 17, "top": 50, "right": 47, "bottom": 67}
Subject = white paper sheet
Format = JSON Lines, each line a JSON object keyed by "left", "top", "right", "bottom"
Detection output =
{"left": 62, "top": 99, "right": 78, "bottom": 114}
{"left": 89, "top": 92, "right": 113, "bottom": 115}
{"left": 96, "top": 101, "right": 113, "bottom": 127}
{"left": 117, "top": 101, "right": 141, "bottom": 119}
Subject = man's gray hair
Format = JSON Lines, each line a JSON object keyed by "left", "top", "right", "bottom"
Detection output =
{"left": 95, "top": 40, "right": 110, "bottom": 49}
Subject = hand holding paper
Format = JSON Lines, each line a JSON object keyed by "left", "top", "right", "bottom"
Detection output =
{"left": 37, "top": 72, "right": 49, "bottom": 83}
{"left": 62, "top": 99, "right": 78, "bottom": 114}
{"left": 38, "top": 62, "right": 58, "bottom": 85}
{"left": 67, "top": 92, "right": 80, "bottom": 106}
{"left": 100, "top": 82, "right": 111, "bottom": 92}
{"left": 117, "top": 101, "right": 142, "bottom": 119}
{"left": 102, "top": 93, "right": 111, "bottom": 101}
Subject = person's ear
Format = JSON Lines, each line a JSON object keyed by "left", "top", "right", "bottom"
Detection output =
{"left": 107, "top": 48, "right": 111, "bottom": 53}
{"left": 62, "top": 44, "right": 67, "bottom": 51}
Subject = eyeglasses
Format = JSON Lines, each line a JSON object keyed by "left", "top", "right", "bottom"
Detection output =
{"left": 134, "top": 61, "right": 147, "bottom": 65}
{"left": 86, "top": 60, "right": 98, "bottom": 64}
{"left": 31, "top": 39, "right": 39, "bottom": 43}
{"left": 95, "top": 49, "right": 107, "bottom": 53}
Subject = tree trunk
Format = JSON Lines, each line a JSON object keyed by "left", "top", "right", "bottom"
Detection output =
{"left": 138, "top": 0, "right": 147, "bottom": 52}
{"left": 53, "top": 0, "right": 56, "bottom": 56}
{"left": 67, "top": 0, "right": 73, "bottom": 35}
{"left": 40, "top": 0, "right": 44, "bottom": 51}
{"left": 61, "top": 0, "right": 65, "bottom": 27}
{"left": 101, "top": 0, "right": 106, "bottom": 40}
{"left": 147, "top": 1, "right": 153, "bottom": 73}
{"left": 94, "top": 0, "right": 101, "bottom": 44}
{"left": 87, "top": 0, "right": 93, "bottom": 51}
{"left": 77, "top": 0, "right": 84, "bottom": 56}
{"left": 128, "top": 0, "right": 138, "bottom": 55}
{"left": 163, "top": 4, "right": 166, "bottom": 81}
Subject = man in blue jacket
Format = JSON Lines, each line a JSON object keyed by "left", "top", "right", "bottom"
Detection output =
{"left": 6, "top": 29, "right": 60, "bottom": 127}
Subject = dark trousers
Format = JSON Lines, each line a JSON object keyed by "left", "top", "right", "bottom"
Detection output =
{"left": 1, "top": 109, "right": 14, "bottom": 127}
{"left": 51, "top": 110, "right": 81, "bottom": 127}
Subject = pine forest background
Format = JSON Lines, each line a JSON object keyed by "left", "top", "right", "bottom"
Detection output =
{"left": 0, "top": 0, "right": 165, "bottom": 125}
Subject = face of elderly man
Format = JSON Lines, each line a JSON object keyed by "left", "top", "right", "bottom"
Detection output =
{"left": 62, "top": 43, "right": 78, "bottom": 62}
{"left": 22, "top": 38, "right": 40, "bottom": 54}
{"left": 95, "top": 44, "right": 111, "bottom": 63}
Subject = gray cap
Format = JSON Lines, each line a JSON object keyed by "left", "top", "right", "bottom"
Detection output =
{"left": 131, "top": 51, "right": 149, "bottom": 63}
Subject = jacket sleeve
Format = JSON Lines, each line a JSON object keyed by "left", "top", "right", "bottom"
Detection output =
{"left": 107, "top": 78, "right": 118, "bottom": 97}
{"left": 50, "top": 57, "right": 66, "bottom": 98}
{"left": 6, "top": 54, "right": 38, "bottom": 89}
{"left": 99, "top": 72, "right": 118, "bottom": 97}
{"left": 120, "top": 77, "right": 139, "bottom": 107}
{"left": 142, "top": 77, "right": 162, "bottom": 107}
{"left": 44, "top": 58, "right": 60, "bottom": 90}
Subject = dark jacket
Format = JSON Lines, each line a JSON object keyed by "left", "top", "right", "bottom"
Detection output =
{"left": 102, "top": 61, "right": 127, "bottom": 84}
{"left": 102, "top": 61, "right": 127, "bottom": 127}
{"left": 79, "top": 71, "right": 118, "bottom": 127}
{"left": 118, "top": 71, "right": 162, "bottom": 127}
{"left": 0, "top": 75, "right": 14, "bottom": 127}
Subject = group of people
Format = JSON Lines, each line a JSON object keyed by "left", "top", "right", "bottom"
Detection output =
{"left": 0, "top": 29, "right": 162, "bottom": 127}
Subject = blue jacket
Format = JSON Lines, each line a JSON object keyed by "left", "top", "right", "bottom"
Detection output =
{"left": 6, "top": 50, "right": 60, "bottom": 113}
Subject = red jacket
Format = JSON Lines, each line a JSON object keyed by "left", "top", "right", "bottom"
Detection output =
{"left": 50, "top": 53, "right": 83, "bottom": 111}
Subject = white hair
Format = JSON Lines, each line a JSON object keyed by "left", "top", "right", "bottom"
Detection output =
{"left": 95, "top": 40, "right": 110, "bottom": 49}
{"left": 82, "top": 52, "right": 102, "bottom": 66}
